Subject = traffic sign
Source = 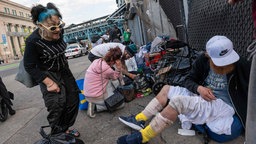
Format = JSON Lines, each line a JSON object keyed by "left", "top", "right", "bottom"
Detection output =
{"left": 2, "top": 34, "right": 7, "bottom": 44}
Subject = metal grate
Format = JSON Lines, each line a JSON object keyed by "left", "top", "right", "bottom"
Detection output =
{"left": 159, "top": 0, "right": 253, "bottom": 57}
{"left": 187, "top": 0, "right": 253, "bottom": 57}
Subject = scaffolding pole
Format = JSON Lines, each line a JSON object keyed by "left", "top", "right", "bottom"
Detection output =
{"left": 245, "top": 54, "right": 256, "bottom": 144}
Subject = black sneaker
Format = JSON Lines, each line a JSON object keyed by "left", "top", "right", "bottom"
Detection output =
{"left": 117, "top": 131, "right": 144, "bottom": 144}
{"left": 119, "top": 115, "right": 145, "bottom": 130}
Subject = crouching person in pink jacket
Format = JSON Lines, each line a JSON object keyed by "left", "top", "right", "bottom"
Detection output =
{"left": 84, "top": 47, "right": 126, "bottom": 118}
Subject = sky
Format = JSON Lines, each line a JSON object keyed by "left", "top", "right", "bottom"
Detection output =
{"left": 11, "top": 0, "right": 118, "bottom": 26}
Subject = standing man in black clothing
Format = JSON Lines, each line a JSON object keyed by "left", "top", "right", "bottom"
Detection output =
{"left": 24, "top": 3, "right": 80, "bottom": 137}
{"left": 109, "top": 25, "right": 122, "bottom": 42}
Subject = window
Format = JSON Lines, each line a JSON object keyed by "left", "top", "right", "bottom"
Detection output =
{"left": 12, "top": 10, "right": 17, "bottom": 15}
{"left": 4, "top": 8, "right": 10, "bottom": 14}
{"left": 21, "top": 26, "right": 25, "bottom": 32}
{"left": 7, "top": 24, "right": 11, "bottom": 32}
{"left": 15, "top": 25, "right": 18, "bottom": 32}
{"left": 19, "top": 12, "right": 24, "bottom": 17}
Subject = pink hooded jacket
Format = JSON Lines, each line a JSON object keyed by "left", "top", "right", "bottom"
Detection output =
{"left": 83, "top": 58, "right": 121, "bottom": 97}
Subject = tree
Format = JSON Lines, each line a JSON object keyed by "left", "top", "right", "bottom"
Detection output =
{"left": 20, "top": 31, "right": 32, "bottom": 56}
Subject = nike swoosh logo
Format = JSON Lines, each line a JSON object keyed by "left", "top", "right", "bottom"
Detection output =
{"left": 219, "top": 49, "right": 229, "bottom": 56}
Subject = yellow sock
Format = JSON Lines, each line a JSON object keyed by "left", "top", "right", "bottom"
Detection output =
{"left": 135, "top": 113, "right": 148, "bottom": 121}
{"left": 140, "top": 125, "right": 157, "bottom": 143}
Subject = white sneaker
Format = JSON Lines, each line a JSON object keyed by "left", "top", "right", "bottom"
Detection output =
{"left": 96, "top": 105, "right": 108, "bottom": 112}
{"left": 87, "top": 102, "right": 96, "bottom": 118}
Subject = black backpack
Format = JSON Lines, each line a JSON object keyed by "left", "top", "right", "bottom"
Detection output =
{"left": 34, "top": 126, "right": 84, "bottom": 144}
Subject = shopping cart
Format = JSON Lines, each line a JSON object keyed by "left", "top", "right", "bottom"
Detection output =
{"left": 147, "top": 39, "right": 199, "bottom": 95}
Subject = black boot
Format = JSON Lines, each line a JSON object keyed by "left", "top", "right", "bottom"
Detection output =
{"left": 8, "top": 108, "right": 16, "bottom": 115}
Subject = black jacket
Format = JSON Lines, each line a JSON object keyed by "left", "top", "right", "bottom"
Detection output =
{"left": 183, "top": 53, "right": 251, "bottom": 128}
{"left": 24, "top": 29, "right": 68, "bottom": 83}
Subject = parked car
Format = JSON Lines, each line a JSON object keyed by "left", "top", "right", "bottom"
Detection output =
{"left": 0, "top": 59, "right": 4, "bottom": 64}
{"left": 65, "top": 43, "right": 88, "bottom": 58}
{"left": 14, "top": 55, "right": 19, "bottom": 60}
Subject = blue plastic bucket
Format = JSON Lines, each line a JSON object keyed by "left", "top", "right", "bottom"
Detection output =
{"left": 76, "top": 79, "right": 88, "bottom": 110}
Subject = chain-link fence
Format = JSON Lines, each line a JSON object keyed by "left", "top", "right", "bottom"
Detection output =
{"left": 159, "top": 0, "right": 186, "bottom": 42}
{"left": 160, "top": 0, "right": 253, "bottom": 57}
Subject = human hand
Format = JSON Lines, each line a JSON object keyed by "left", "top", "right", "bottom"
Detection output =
{"left": 197, "top": 86, "right": 216, "bottom": 101}
{"left": 130, "top": 73, "right": 138, "bottom": 80}
{"left": 228, "top": 0, "right": 235, "bottom": 4}
{"left": 115, "top": 59, "right": 122, "bottom": 71}
{"left": 124, "top": 72, "right": 137, "bottom": 79}
{"left": 227, "top": 0, "right": 242, "bottom": 5}
{"left": 47, "top": 82, "right": 60, "bottom": 93}
{"left": 134, "top": 75, "right": 140, "bottom": 81}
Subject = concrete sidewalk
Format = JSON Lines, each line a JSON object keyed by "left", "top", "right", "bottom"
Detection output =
{"left": 0, "top": 56, "right": 245, "bottom": 144}
{"left": 1, "top": 94, "right": 245, "bottom": 144}
{"left": 0, "top": 58, "right": 20, "bottom": 66}
{"left": 0, "top": 59, "right": 20, "bottom": 71}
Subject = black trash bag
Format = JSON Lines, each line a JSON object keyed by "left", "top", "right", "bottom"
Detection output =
{"left": 162, "top": 39, "right": 188, "bottom": 49}
{"left": 0, "top": 76, "right": 15, "bottom": 122}
{"left": 34, "top": 126, "right": 84, "bottom": 144}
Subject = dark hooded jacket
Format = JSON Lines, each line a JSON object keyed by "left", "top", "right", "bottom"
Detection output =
{"left": 183, "top": 53, "right": 251, "bottom": 128}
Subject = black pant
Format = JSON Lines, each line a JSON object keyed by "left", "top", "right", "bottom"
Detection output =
{"left": 88, "top": 52, "right": 101, "bottom": 62}
{"left": 40, "top": 70, "right": 79, "bottom": 134}
{"left": 122, "top": 41, "right": 131, "bottom": 46}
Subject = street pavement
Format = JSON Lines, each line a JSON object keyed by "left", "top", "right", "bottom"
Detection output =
{"left": 0, "top": 56, "right": 244, "bottom": 144}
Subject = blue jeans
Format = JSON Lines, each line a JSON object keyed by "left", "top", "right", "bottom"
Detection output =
{"left": 194, "top": 115, "right": 243, "bottom": 143}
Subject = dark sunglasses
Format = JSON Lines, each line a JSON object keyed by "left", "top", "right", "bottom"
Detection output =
{"left": 40, "top": 20, "right": 65, "bottom": 32}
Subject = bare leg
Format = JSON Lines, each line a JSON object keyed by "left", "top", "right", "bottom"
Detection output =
{"left": 155, "top": 85, "right": 170, "bottom": 106}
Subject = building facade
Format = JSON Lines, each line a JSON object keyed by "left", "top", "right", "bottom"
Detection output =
{"left": 0, "top": 0, "right": 35, "bottom": 62}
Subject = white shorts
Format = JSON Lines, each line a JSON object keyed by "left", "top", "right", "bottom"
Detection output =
{"left": 167, "top": 86, "right": 234, "bottom": 135}
{"left": 167, "top": 86, "right": 197, "bottom": 99}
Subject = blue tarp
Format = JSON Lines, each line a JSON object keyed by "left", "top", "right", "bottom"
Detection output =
{"left": 76, "top": 79, "right": 88, "bottom": 110}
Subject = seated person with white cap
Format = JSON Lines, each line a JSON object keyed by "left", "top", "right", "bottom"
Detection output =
{"left": 117, "top": 35, "right": 251, "bottom": 144}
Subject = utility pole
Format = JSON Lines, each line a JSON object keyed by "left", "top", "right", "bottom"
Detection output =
{"left": 3, "top": 47, "right": 8, "bottom": 63}
{"left": 75, "top": 36, "right": 78, "bottom": 44}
